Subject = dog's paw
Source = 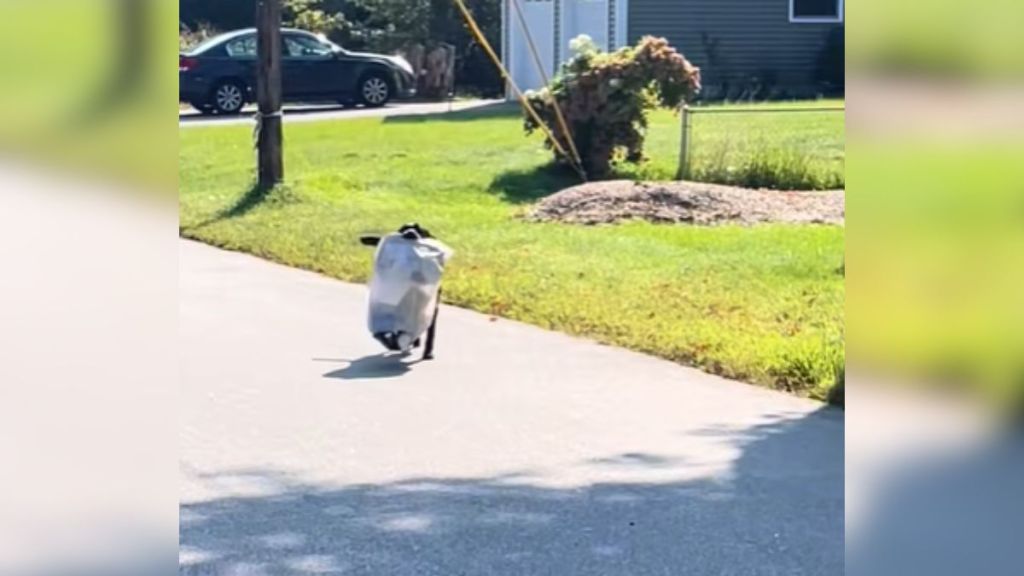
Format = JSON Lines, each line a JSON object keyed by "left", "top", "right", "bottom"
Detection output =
{"left": 397, "top": 333, "right": 413, "bottom": 351}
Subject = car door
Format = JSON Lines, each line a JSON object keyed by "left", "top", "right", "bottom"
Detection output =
{"left": 221, "top": 33, "right": 259, "bottom": 95}
{"left": 282, "top": 33, "right": 349, "bottom": 99}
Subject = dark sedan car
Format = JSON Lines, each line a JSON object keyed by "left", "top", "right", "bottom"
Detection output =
{"left": 180, "top": 28, "right": 416, "bottom": 115}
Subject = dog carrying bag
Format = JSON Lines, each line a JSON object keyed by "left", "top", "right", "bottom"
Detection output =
{"left": 367, "top": 233, "right": 452, "bottom": 351}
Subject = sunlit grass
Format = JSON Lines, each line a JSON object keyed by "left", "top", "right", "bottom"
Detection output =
{"left": 180, "top": 101, "right": 845, "bottom": 399}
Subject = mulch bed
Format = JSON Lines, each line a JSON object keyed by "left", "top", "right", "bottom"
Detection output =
{"left": 527, "top": 180, "right": 844, "bottom": 226}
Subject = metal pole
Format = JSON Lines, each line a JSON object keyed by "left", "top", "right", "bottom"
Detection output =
{"left": 256, "top": 0, "right": 284, "bottom": 188}
{"left": 676, "top": 105, "right": 692, "bottom": 180}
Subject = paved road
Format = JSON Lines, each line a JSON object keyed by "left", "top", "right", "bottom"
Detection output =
{"left": 179, "top": 240, "right": 843, "bottom": 575}
{"left": 179, "top": 99, "right": 502, "bottom": 128}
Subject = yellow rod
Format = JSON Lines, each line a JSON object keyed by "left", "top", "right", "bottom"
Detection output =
{"left": 452, "top": 0, "right": 587, "bottom": 181}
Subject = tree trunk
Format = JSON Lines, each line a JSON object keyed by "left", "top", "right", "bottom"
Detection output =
{"left": 256, "top": 0, "right": 283, "bottom": 188}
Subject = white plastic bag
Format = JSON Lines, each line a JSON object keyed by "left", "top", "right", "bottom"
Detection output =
{"left": 367, "top": 233, "right": 453, "bottom": 349}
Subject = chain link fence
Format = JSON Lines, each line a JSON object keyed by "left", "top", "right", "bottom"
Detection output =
{"left": 674, "top": 105, "right": 845, "bottom": 190}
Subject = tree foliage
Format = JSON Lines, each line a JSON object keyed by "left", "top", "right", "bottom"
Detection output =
{"left": 524, "top": 36, "right": 701, "bottom": 178}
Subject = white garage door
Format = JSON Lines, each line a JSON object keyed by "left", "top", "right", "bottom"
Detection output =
{"left": 507, "top": 0, "right": 556, "bottom": 93}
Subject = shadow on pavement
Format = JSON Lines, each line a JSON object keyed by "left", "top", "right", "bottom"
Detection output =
{"left": 322, "top": 354, "right": 418, "bottom": 380}
{"left": 179, "top": 101, "right": 509, "bottom": 124}
{"left": 180, "top": 407, "right": 844, "bottom": 575}
{"left": 178, "top": 103, "right": 364, "bottom": 123}
{"left": 847, "top": 426, "right": 1024, "bottom": 576}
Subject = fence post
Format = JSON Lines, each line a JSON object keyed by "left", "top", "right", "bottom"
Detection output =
{"left": 676, "top": 105, "right": 692, "bottom": 180}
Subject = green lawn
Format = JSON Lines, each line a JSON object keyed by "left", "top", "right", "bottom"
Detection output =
{"left": 179, "top": 101, "right": 845, "bottom": 400}
{"left": 618, "top": 100, "right": 844, "bottom": 189}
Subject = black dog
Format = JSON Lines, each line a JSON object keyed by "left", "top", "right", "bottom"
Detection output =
{"left": 360, "top": 223, "right": 441, "bottom": 360}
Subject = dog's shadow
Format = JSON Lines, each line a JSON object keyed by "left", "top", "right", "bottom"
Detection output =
{"left": 319, "top": 354, "right": 421, "bottom": 380}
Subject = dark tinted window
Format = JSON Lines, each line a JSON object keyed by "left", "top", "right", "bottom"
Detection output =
{"left": 283, "top": 35, "right": 334, "bottom": 58}
{"left": 187, "top": 34, "right": 228, "bottom": 56}
{"left": 225, "top": 35, "right": 257, "bottom": 58}
{"left": 793, "top": 0, "right": 841, "bottom": 19}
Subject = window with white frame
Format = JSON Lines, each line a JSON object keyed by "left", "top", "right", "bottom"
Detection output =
{"left": 790, "top": 0, "right": 844, "bottom": 23}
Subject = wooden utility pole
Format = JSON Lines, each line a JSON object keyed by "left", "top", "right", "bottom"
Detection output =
{"left": 255, "top": 0, "right": 283, "bottom": 188}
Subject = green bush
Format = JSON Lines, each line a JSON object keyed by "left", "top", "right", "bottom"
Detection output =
{"left": 523, "top": 36, "right": 701, "bottom": 178}
{"left": 179, "top": 22, "right": 219, "bottom": 52}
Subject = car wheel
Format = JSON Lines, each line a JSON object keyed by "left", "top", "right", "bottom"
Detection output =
{"left": 210, "top": 80, "right": 246, "bottom": 115}
{"left": 358, "top": 73, "right": 392, "bottom": 108}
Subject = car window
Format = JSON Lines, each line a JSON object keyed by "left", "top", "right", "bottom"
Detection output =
{"left": 284, "top": 35, "right": 333, "bottom": 58}
{"left": 225, "top": 35, "right": 257, "bottom": 58}
{"left": 186, "top": 34, "right": 229, "bottom": 56}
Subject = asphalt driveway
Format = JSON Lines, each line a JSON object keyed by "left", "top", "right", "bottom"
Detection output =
{"left": 179, "top": 240, "right": 843, "bottom": 575}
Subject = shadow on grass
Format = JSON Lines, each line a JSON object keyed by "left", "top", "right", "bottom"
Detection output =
{"left": 180, "top": 407, "right": 843, "bottom": 574}
{"left": 487, "top": 163, "right": 582, "bottom": 204}
{"left": 183, "top": 181, "right": 294, "bottom": 232}
{"left": 382, "top": 102, "right": 521, "bottom": 124}
{"left": 219, "top": 181, "right": 276, "bottom": 220}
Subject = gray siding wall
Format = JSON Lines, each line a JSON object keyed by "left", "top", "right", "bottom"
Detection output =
{"left": 628, "top": 0, "right": 842, "bottom": 96}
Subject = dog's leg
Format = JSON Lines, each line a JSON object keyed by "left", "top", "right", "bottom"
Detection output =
{"left": 422, "top": 315, "right": 437, "bottom": 360}
{"left": 423, "top": 289, "right": 440, "bottom": 360}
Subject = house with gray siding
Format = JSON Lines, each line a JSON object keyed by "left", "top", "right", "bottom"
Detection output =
{"left": 502, "top": 0, "right": 844, "bottom": 98}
